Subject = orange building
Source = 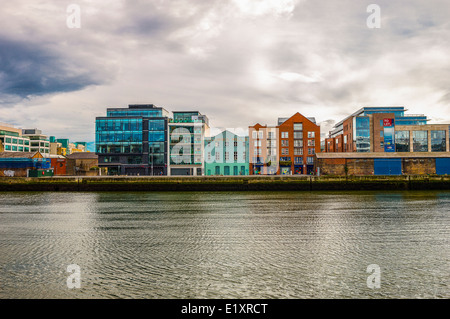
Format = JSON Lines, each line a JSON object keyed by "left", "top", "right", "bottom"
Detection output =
{"left": 249, "top": 112, "right": 321, "bottom": 175}
{"left": 277, "top": 113, "right": 321, "bottom": 175}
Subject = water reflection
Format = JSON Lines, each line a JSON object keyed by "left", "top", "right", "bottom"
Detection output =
{"left": 0, "top": 191, "right": 448, "bottom": 299}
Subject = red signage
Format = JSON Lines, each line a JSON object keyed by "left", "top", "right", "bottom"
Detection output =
{"left": 383, "top": 118, "right": 394, "bottom": 127}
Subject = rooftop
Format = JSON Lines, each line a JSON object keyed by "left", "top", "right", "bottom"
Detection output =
{"left": 0, "top": 151, "right": 40, "bottom": 159}
{"left": 67, "top": 152, "right": 98, "bottom": 159}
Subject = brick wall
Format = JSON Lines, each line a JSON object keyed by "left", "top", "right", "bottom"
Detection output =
{"left": 402, "top": 158, "right": 435, "bottom": 175}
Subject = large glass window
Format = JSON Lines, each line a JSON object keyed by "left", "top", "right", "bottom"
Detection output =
{"left": 413, "top": 131, "right": 428, "bottom": 152}
{"left": 148, "top": 120, "right": 165, "bottom": 131}
{"left": 148, "top": 131, "right": 164, "bottom": 142}
{"left": 431, "top": 130, "right": 446, "bottom": 152}
{"left": 293, "top": 123, "right": 303, "bottom": 131}
{"left": 353, "top": 117, "right": 370, "bottom": 152}
{"left": 395, "top": 131, "right": 410, "bottom": 152}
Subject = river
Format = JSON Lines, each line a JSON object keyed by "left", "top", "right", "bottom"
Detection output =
{"left": 0, "top": 191, "right": 448, "bottom": 298}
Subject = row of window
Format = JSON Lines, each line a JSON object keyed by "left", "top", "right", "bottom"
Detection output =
{"left": 395, "top": 130, "right": 446, "bottom": 152}
{"left": 207, "top": 166, "right": 248, "bottom": 176}
{"left": 3, "top": 145, "right": 30, "bottom": 152}
{"left": 1, "top": 137, "right": 31, "bottom": 145}
{"left": 102, "top": 154, "right": 166, "bottom": 165}
{"left": 96, "top": 119, "right": 143, "bottom": 132}
{"left": 107, "top": 110, "right": 163, "bottom": 118}
{"left": 206, "top": 151, "right": 246, "bottom": 162}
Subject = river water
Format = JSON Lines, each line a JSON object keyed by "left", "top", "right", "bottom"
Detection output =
{"left": 0, "top": 191, "right": 448, "bottom": 299}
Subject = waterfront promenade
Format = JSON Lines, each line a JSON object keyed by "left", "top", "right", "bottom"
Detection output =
{"left": 1, "top": 175, "right": 450, "bottom": 191}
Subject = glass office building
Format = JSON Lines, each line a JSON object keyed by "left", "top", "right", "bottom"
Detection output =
{"left": 0, "top": 124, "right": 31, "bottom": 153}
{"left": 96, "top": 104, "right": 170, "bottom": 175}
{"left": 168, "top": 111, "right": 209, "bottom": 175}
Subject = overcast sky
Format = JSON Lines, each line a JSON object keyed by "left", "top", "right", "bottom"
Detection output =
{"left": 1, "top": 0, "right": 450, "bottom": 145}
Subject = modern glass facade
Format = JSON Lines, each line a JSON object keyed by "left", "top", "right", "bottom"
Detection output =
{"left": 0, "top": 129, "right": 31, "bottom": 153}
{"left": 95, "top": 104, "right": 169, "bottom": 175}
{"left": 169, "top": 111, "right": 209, "bottom": 176}
{"left": 395, "top": 131, "right": 410, "bottom": 152}
{"left": 353, "top": 117, "right": 370, "bottom": 152}
{"left": 395, "top": 116, "right": 428, "bottom": 126}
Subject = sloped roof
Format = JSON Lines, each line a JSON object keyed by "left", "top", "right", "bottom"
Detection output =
{"left": 66, "top": 152, "right": 98, "bottom": 159}
{"left": 0, "top": 151, "right": 39, "bottom": 159}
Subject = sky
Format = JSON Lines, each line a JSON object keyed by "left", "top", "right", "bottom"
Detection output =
{"left": 1, "top": 0, "right": 450, "bottom": 147}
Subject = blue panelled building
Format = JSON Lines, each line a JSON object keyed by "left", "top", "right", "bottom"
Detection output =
{"left": 95, "top": 104, "right": 170, "bottom": 175}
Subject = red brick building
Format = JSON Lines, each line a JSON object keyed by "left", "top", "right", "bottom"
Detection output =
{"left": 249, "top": 112, "right": 321, "bottom": 175}
{"left": 277, "top": 113, "right": 321, "bottom": 175}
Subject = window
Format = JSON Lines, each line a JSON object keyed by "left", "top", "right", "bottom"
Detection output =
{"left": 307, "top": 132, "right": 315, "bottom": 138}
{"left": 395, "top": 131, "right": 410, "bottom": 152}
{"left": 281, "top": 132, "right": 289, "bottom": 138}
{"left": 380, "top": 120, "right": 383, "bottom": 127}
{"left": 252, "top": 131, "right": 257, "bottom": 139}
{"left": 293, "top": 132, "right": 302, "bottom": 139}
{"left": 308, "top": 140, "right": 315, "bottom": 147}
{"left": 308, "top": 148, "right": 315, "bottom": 155}
{"left": 234, "top": 152, "right": 238, "bottom": 161}
{"left": 307, "top": 157, "right": 314, "bottom": 164}
{"left": 281, "top": 140, "right": 289, "bottom": 147}
{"left": 413, "top": 131, "right": 428, "bottom": 152}
{"left": 294, "top": 140, "right": 303, "bottom": 147}
{"left": 254, "top": 140, "right": 261, "bottom": 147}
{"left": 215, "top": 141, "right": 220, "bottom": 147}
{"left": 282, "top": 148, "right": 289, "bottom": 155}
{"left": 234, "top": 141, "right": 238, "bottom": 147}
{"left": 207, "top": 152, "right": 211, "bottom": 161}
{"left": 294, "top": 148, "right": 303, "bottom": 155}
{"left": 294, "top": 123, "right": 303, "bottom": 131}
{"left": 242, "top": 152, "right": 246, "bottom": 161}
{"left": 216, "top": 152, "right": 221, "bottom": 160}
{"left": 258, "top": 131, "right": 264, "bottom": 139}
{"left": 225, "top": 152, "right": 229, "bottom": 161}
{"left": 294, "top": 157, "right": 303, "bottom": 165}
{"left": 268, "top": 132, "right": 275, "bottom": 139}
{"left": 225, "top": 142, "right": 229, "bottom": 147}
{"left": 380, "top": 131, "right": 384, "bottom": 137}
{"left": 431, "top": 130, "right": 446, "bottom": 152}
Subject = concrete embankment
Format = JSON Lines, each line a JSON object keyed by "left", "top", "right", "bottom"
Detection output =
{"left": 1, "top": 175, "right": 450, "bottom": 191}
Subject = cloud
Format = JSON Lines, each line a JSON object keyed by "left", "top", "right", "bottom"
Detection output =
{"left": 0, "top": 37, "right": 106, "bottom": 99}
{"left": 0, "top": 0, "right": 449, "bottom": 143}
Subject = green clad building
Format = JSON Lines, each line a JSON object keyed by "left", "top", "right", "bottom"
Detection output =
{"left": 204, "top": 130, "right": 249, "bottom": 176}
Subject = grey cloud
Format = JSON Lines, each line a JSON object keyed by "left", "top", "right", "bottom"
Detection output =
{"left": 0, "top": 37, "right": 106, "bottom": 100}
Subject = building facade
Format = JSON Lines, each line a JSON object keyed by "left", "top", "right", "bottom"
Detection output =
{"left": 204, "top": 130, "right": 249, "bottom": 176}
{"left": 22, "top": 129, "right": 50, "bottom": 154}
{"left": 249, "top": 113, "right": 321, "bottom": 175}
{"left": 168, "top": 111, "right": 209, "bottom": 176}
{"left": 249, "top": 123, "right": 276, "bottom": 175}
{"left": 0, "top": 124, "right": 31, "bottom": 153}
{"left": 277, "top": 113, "right": 321, "bottom": 175}
{"left": 324, "top": 107, "right": 436, "bottom": 153}
{"left": 96, "top": 104, "right": 170, "bottom": 175}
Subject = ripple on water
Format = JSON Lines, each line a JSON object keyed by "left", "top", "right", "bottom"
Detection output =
{"left": 0, "top": 191, "right": 449, "bottom": 298}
